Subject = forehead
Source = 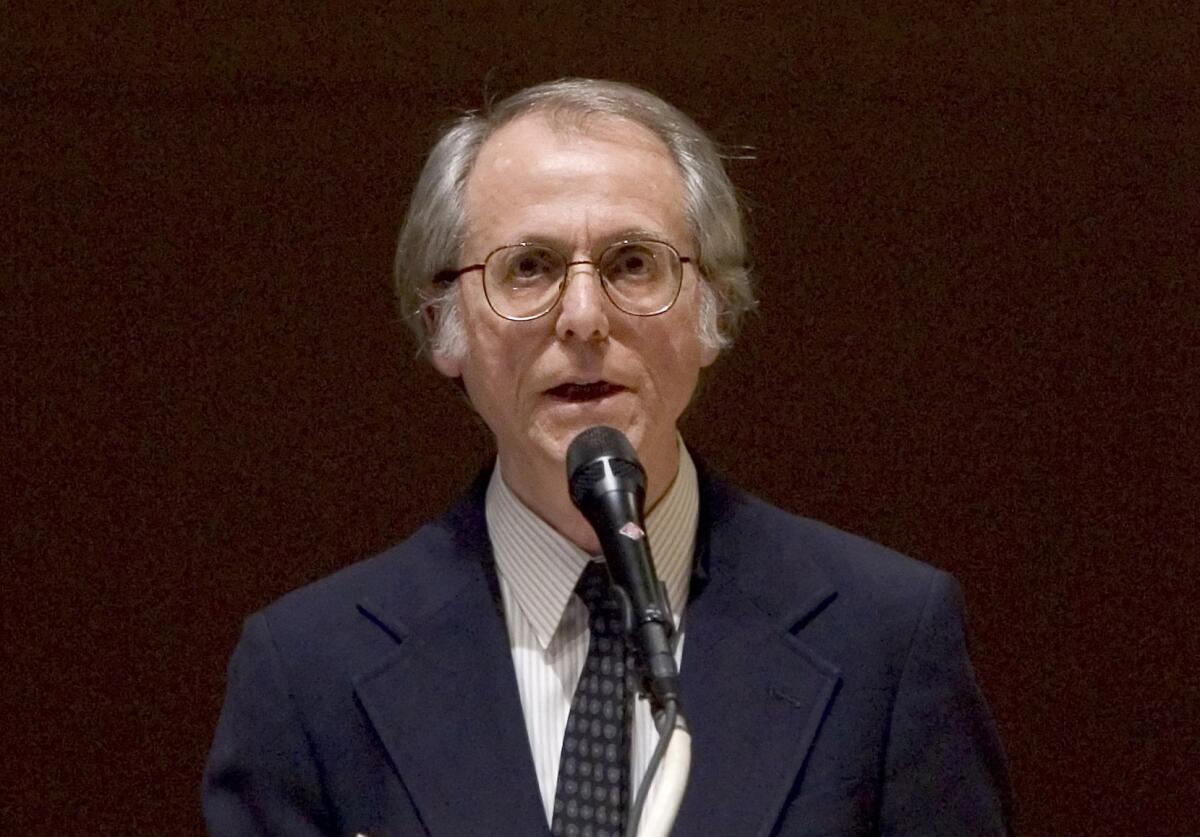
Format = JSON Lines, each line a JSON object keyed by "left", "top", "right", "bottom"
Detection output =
{"left": 463, "top": 112, "right": 688, "bottom": 250}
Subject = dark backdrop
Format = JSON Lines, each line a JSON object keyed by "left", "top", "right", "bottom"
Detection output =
{"left": 4, "top": 4, "right": 1196, "bottom": 835}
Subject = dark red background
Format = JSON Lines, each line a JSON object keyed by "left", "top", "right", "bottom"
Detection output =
{"left": 4, "top": 4, "right": 1196, "bottom": 834}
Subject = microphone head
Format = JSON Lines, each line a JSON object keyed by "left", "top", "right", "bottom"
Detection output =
{"left": 566, "top": 426, "right": 646, "bottom": 509}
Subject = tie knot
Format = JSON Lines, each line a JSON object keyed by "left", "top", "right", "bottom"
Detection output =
{"left": 576, "top": 562, "right": 624, "bottom": 631}
{"left": 576, "top": 561, "right": 610, "bottom": 608}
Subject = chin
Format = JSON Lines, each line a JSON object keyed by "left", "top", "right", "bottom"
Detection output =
{"left": 536, "top": 417, "right": 643, "bottom": 464}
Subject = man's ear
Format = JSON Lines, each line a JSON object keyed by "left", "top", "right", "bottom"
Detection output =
{"left": 696, "top": 279, "right": 723, "bottom": 369}
{"left": 431, "top": 347, "right": 462, "bottom": 379}
{"left": 424, "top": 303, "right": 463, "bottom": 379}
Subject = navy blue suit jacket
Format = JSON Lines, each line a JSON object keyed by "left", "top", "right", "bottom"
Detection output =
{"left": 204, "top": 470, "right": 1012, "bottom": 835}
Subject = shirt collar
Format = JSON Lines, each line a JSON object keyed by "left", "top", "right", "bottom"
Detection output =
{"left": 486, "top": 440, "right": 699, "bottom": 650}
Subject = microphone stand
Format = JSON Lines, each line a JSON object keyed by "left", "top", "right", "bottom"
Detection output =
{"left": 623, "top": 582, "right": 690, "bottom": 837}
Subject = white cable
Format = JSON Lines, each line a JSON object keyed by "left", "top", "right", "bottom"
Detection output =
{"left": 634, "top": 716, "right": 692, "bottom": 837}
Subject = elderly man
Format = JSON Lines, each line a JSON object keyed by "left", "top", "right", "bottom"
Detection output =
{"left": 204, "top": 79, "right": 1012, "bottom": 836}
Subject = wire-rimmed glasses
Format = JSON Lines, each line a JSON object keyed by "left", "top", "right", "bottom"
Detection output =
{"left": 435, "top": 239, "right": 692, "bottom": 321}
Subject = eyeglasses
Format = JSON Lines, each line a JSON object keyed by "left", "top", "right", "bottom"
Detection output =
{"left": 435, "top": 239, "right": 693, "bottom": 321}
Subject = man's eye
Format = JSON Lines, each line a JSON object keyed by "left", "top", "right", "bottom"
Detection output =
{"left": 508, "top": 249, "right": 557, "bottom": 280}
{"left": 607, "top": 246, "right": 657, "bottom": 281}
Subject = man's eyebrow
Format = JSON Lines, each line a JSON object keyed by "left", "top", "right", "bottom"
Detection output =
{"left": 604, "top": 228, "right": 669, "bottom": 244}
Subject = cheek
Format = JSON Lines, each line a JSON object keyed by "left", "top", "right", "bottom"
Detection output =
{"left": 460, "top": 318, "right": 539, "bottom": 404}
{"left": 646, "top": 330, "right": 704, "bottom": 404}
{"left": 667, "top": 291, "right": 711, "bottom": 369}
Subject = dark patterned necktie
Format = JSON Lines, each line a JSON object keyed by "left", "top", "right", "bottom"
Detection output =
{"left": 551, "top": 562, "right": 633, "bottom": 837}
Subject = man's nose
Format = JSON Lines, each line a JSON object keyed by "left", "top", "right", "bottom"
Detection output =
{"left": 555, "top": 262, "right": 611, "bottom": 343}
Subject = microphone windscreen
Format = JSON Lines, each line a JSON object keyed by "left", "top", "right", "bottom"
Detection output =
{"left": 566, "top": 426, "right": 644, "bottom": 507}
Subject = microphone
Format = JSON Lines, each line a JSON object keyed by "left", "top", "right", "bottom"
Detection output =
{"left": 566, "top": 426, "right": 681, "bottom": 713}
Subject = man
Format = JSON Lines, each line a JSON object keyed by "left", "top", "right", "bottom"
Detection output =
{"left": 204, "top": 79, "right": 1012, "bottom": 835}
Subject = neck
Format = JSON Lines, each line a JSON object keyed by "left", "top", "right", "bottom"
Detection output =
{"left": 497, "top": 437, "right": 681, "bottom": 553}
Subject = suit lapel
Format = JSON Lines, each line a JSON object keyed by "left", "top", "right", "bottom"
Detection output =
{"left": 352, "top": 486, "right": 550, "bottom": 837}
{"left": 673, "top": 476, "right": 842, "bottom": 837}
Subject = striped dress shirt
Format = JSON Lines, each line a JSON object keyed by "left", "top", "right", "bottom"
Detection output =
{"left": 485, "top": 444, "right": 697, "bottom": 825}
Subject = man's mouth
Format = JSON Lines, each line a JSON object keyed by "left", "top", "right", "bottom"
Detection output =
{"left": 545, "top": 381, "right": 626, "bottom": 402}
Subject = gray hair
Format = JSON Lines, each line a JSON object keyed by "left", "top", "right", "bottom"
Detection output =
{"left": 393, "top": 78, "right": 755, "bottom": 359}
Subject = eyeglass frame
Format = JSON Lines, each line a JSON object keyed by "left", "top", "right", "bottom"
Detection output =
{"left": 432, "top": 238, "right": 695, "bottom": 322}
